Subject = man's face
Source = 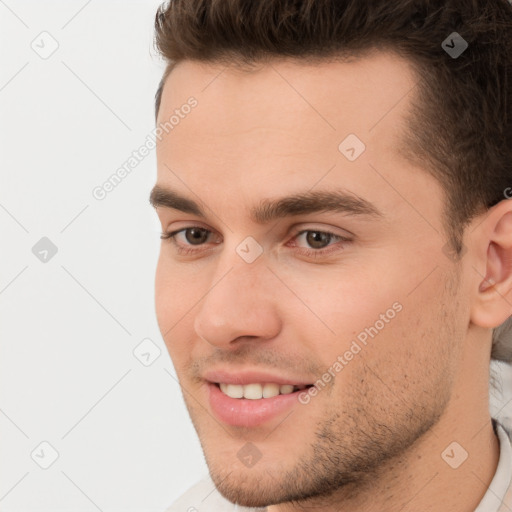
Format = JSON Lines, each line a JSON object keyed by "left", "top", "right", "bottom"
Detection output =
{"left": 152, "top": 52, "right": 469, "bottom": 507}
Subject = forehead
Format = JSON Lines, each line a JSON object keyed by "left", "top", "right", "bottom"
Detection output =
{"left": 154, "top": 51, "right": 441, "bottom": 224}
{"left": 158, "top": 51, "right": 417, "bottom": 127}
{"left": 157, "top": 51, "right": 417, "bottom": 163}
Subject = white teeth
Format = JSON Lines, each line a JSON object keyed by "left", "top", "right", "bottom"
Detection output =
{"left": 243, "top": 383, "right": 263, "bottom": 399}
{"left": 262, "top": 383, "right": 280, "bottom": 398}
{"left": 218, "top": 382, "right": 302, "bottom": 399}
{"left": 225, "top": 384, "right": 244, "bottom": 399}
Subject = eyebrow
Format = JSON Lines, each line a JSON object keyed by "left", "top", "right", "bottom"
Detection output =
{"left": 149, "top": 185, "right": 383, "bottom": 224}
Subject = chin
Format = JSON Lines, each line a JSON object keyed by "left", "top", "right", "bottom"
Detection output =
{"left": 209, "top": 467, "right": 284, "bottom": 508}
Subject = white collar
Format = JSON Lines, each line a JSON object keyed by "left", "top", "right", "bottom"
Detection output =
{"left": 474, "top": 418, "right": 512, "bottom": 512}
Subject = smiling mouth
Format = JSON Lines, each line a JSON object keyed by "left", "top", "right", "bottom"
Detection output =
{"left": 215, "top": 382, "right": 313, "bottom": 400}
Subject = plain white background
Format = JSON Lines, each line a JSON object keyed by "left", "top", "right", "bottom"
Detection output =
{"left": 1, "top": 2, "right": 511, "bottom": 511}
{"left": 0, "top": 1, "right": 208, "bottom": 511}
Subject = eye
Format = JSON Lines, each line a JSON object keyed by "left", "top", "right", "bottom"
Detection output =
{"left": 160, "top": 226, "right": 351, "bottom": 258}
{"left": 160, "top": 227, "right": 218, "bottom": 255}
{"left": 294, "top": 230, "right": 338, "bottom": 249}
{"left": 167, "top": 227, "right": 210, "bottom": 245}
{"left": 289, "top": 229, "right": 351, "bottom": 258}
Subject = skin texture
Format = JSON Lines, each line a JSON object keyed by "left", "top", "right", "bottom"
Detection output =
{"left": 152, "top": 51, "right": 512, "bottom": 511}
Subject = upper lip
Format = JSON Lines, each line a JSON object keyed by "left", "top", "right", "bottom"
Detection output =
{"left": 203, "top": 369, "right": 313, "bottom": 386}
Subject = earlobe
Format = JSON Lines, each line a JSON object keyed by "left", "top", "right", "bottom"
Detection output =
{"left": 471, "top": 206, "right": 512, "bottom": 328}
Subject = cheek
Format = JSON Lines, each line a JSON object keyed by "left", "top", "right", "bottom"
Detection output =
{"left": 154, "top": 254, "right": 172, "bottom": 331}
{"left": 356, "top": 271, "right": 461, "bottom": 382}
{"left": 155, "top": 253, "right": 197, "bottom": 316}
{"left": 282, "top": 259, "right": 456, "bottom": 378}
{"left": 155, "top": 254, "right": 190, "bottom": 342}
{"left": 280, "top": 266, "right": 402, "bottom": 355}
{"left": 154, "top": 254, "right": 207, "bottom": 358}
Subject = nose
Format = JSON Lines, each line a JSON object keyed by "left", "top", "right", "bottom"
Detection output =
{"left": 193, "top": 252, "right": 282, "bottom": 348}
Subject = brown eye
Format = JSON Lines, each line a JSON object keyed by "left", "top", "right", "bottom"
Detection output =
{"left": 184, "top": 227, "right": 210, "bottom": 245}
{"left": 290, "top": 229, "right": 351, "bottom": 258}
{"left": 305, "top": 231, "right": 334, "bottom": 249}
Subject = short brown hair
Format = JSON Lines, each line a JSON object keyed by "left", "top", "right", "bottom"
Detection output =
{"left": 153, "top": 0, "right": 512, "bottom": 362}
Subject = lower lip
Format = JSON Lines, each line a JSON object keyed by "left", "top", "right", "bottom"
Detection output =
{"left": 207, "top": 382, "right": 306, "bottom": 428}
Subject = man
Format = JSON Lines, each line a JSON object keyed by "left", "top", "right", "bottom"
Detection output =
{"left": 149, "top": 1, "right": 512, "bottom": 510}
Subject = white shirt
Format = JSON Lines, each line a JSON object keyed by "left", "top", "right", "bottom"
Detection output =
{"left": 166, "top": 418, "right": 512, "bottom": 512}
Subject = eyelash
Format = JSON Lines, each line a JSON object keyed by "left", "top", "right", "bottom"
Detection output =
{"left": 160, "top": 227, "right": 351, "bottom": 258}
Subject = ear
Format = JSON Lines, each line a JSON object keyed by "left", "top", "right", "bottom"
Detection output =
{"left": 470, "top": 199, "right": 512, "bottom": 329}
